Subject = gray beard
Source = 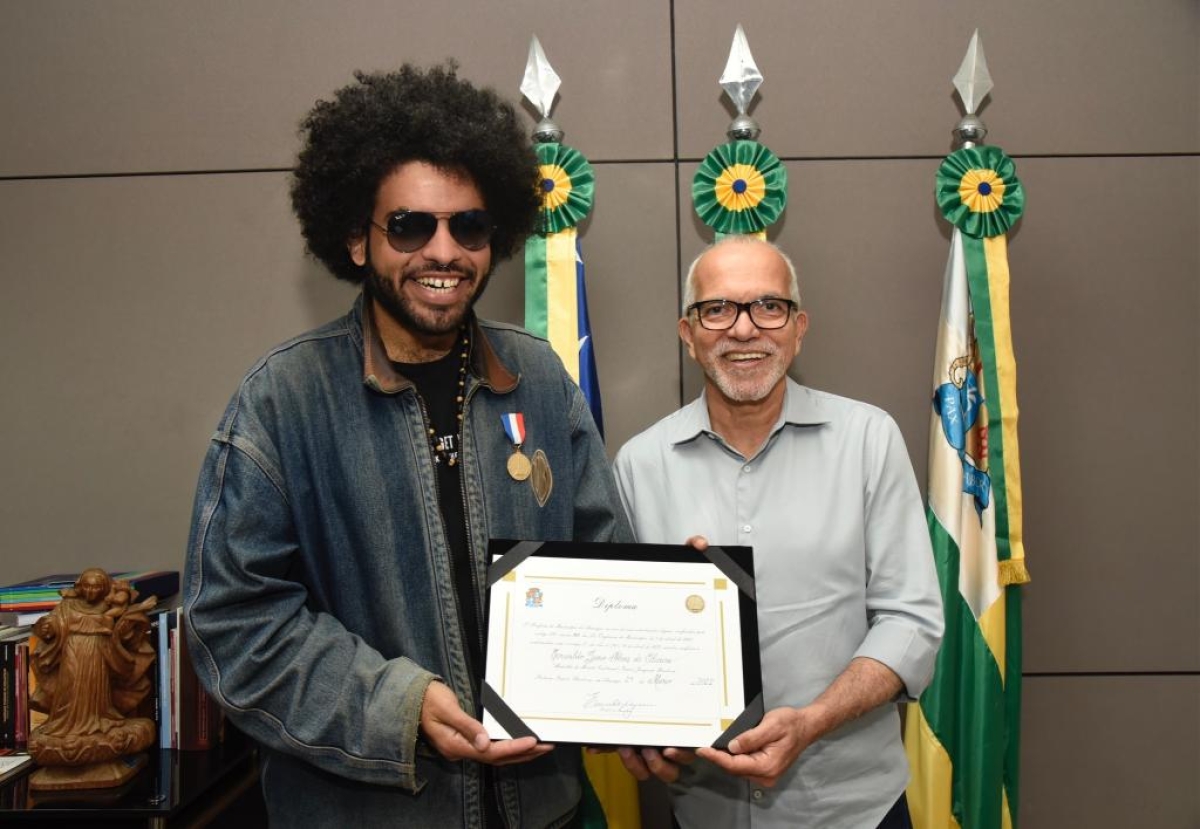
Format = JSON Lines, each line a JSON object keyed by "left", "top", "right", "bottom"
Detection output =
{"left": 702, "top": 342, "right": 790, "bottom": 403}
{"left": 708, "top": 364, "right": 788, "bottom": 403}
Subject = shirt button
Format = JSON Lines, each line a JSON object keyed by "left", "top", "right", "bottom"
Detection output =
{"left": 742, "top": 525, "right": 752, "bottom": 533}
{"left": 742, "top": 465, "right": 752, "bottom": 473}
{"left": 752, "top": 789, "right": 764, "bottom": 800}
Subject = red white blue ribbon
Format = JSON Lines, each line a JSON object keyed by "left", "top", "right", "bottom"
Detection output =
{"left": 501, "top": 413, "right": 526, "bottom": 446}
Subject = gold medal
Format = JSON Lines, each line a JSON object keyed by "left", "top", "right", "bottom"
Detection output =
{"left": 501, "top": 413, "right": 532, "bottom": 481}
{"left": 507, "top": 450, "right": 532, "bottom": 481}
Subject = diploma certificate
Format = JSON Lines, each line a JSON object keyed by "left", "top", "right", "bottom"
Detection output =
{"left": 481, "top": 540, "right": 762, "bottom": 748}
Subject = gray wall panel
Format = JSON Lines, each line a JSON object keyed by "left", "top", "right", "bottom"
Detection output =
{"left": 674, "top": 0, "right": 1199, "bottom": 158}
{"left": 0, "top": 1, "right": 673, "bottom": 177}
{"left": 1014, "top": 157, "right": 1200, "bottom": 674}
{"left": 1021, "top": 676, "right": 1200, "bottom": 828}
{"left": 0, "top": 173, "right": 356, "bottom": 579}
{"left": 0, "top": 161, "right": 681, "bottom": 584}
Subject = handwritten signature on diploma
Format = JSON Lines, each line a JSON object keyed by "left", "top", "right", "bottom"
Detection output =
{"left": 582, "top": 691, "right": 655, "bottom": 719}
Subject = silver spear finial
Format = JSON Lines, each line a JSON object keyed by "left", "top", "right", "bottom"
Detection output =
{"left": 720, "top": 24, "right": 763, "bottom": 141}
{"left": 520, "top": 35, "right": 564, "bottom": 143}
{"left": 952, "top": 29, "right": 992, "bottom": 147}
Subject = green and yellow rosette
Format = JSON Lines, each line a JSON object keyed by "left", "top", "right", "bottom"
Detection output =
{"left": 535, "top": 143, "right": 594, "bottom": 233}
{"left": 525, "top": 141, "right": 598, "bottom": 398}
{"left": 692, "top": 140, "right": 787, "bottom": 236}
{"left": 936, "top": 145, "right": 1024, "bottom": 239}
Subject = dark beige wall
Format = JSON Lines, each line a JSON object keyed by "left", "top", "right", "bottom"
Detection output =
{"left": 1, "top": 2, "right": 1196, "bottom": 826}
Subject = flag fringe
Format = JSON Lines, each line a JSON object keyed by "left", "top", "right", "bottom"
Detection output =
{"left": 998, "top": 558, "right": 1029, "bottom": 587}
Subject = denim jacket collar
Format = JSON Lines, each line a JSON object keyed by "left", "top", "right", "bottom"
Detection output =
{"left": 358, "top": 293, "right": 519, "bottom": 396}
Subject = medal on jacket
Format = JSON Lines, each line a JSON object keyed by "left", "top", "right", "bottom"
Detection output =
{"left": 501, "top": 413, "right": 532, "bottom": 481}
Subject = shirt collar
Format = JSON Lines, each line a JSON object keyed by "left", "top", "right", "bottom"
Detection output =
{"left": 666, "top": 378, "right": 832, "bottom": 446}
{"left": 360, "top": 292, "right": 518, "bottom": 395}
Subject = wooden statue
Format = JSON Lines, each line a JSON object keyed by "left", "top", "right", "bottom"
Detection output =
{"left": 27, "top": 568, "right": 159, "bottom": 790}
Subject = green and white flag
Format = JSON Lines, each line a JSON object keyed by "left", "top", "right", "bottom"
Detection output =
{"left": 905, "top": 142, "right": 1029, "bottom": 829}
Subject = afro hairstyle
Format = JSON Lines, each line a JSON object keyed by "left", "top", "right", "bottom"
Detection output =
{"left": 290, "top": 62, "right": 541, "bottom": 283}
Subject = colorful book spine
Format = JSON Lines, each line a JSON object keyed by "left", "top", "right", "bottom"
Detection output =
{"left": 0, "top": 641, "right": 11, "bottom": 750}
{"left": 170, "top": 625, "right": 178, "bottom": 749}
{"left": 24, "top": 635, "right": 46, "bottom": 738}
{"left": 158, "top": 610, "right": 175, "bottom": 749}
{"left": 0, "top": 570, "right": 180, "bottom": 611}
{"left": 175, "top": 612, "right": 222, "bottom": 750}
{"left": 13, "top": 643, "right": 27, "bottom": 751}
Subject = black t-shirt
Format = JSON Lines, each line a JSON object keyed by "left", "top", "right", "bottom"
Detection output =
{"left": 400, "top": 348, "right": 503, "bottom": 826}
{"left": 397, "top": 352, "right": 482, "bottom": 679}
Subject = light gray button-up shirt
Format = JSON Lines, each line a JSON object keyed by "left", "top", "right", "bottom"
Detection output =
{"left": 613, "top": 379, "right": 943, "bottom": 829}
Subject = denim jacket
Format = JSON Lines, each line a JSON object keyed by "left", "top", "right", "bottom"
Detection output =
{"left": 184, "top": 296, "right": 631, "bottom": 828}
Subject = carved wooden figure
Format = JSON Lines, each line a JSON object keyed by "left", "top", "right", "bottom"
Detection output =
{"left": 27, "top": 568, "right": 158, "bottom": 790}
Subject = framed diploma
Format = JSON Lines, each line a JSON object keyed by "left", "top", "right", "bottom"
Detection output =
{"left": 481, "top": 539, "right": 762, "bottom": 748}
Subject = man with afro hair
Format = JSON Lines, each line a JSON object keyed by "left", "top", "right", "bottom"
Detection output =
{"left": 184, "top": 63, "right": 630, "bottom": 828}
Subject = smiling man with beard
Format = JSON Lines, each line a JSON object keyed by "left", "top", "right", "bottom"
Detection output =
{"left": 183, "top": 63, "right": 630, "bottom": 829}
{"left": 612, "top": 236, "right": 943, "bottom": 829}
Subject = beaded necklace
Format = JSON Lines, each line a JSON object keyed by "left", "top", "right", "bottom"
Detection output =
{"left": 429, "top": 327, "right": 469, "bottom": 467}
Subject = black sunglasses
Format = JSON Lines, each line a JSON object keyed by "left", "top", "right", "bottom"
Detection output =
{"left": 370, "top": 209, "right": 494, "bottom": 253}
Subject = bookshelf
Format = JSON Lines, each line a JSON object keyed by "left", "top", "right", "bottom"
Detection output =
{"left": 0, "top": 570, "right": 261, "bottom": 827}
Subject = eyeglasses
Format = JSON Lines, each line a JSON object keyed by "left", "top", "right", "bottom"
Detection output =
{"left": 370, "top": 209, "right": 494, "bottom": 253}
{"left": 686, "top": 297, "right": 798, "bottom": 330}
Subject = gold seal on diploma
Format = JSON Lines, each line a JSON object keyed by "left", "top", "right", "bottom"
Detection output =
{"left": 685, "top": 594, "right": 705, "bottom": 613}
{"left": 508, "top": 450, "right": 532, "bottom": 481}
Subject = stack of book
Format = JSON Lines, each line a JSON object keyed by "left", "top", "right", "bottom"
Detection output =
{"left": 0, "top": 570, "right": 223, "bottom": 763}
{"left": 0, "top": 570, "right": 181, "bottom": 623}
{"left": 0, "top": 626, "right": 32, "bottom": 756}
{"left": 155, "top": 605, "right": 225, "bottom": 751}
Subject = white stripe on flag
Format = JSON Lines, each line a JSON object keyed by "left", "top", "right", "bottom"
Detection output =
{"left": 928, "top": 229, "right": 1002, "bottom": 621}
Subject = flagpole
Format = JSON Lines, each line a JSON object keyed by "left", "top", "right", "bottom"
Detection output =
{"left": 520, "top": 35, "right": 605, "bottom": 436}
{"left": 520, "top": 37, "right": 627, "bottom": 827}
